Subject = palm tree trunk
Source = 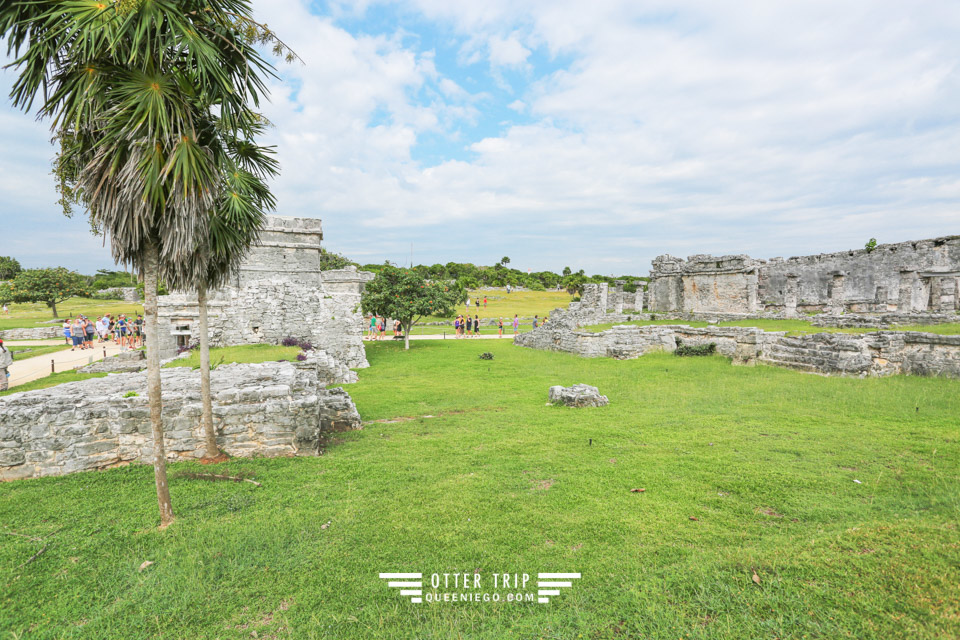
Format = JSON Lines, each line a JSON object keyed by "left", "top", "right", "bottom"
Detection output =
{"left": 198, "top": 282, "right": 219, "bottom": 459}
{"left": 144, "top": 240, "right": 175, "bottom": 528}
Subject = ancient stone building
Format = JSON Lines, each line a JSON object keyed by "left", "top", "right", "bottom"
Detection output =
{"left": 157, "top": 216, "right": 374, "bottom": 367}
{"left": 647, "top": 236, "right": 960, "bottom": 315}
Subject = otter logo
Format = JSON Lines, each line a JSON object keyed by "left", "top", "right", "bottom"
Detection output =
{"left": 378, "top": 573, "right": 423, "bottom": 603}
{"left": 378, "top": 571, "right": 581, "bottom": 605}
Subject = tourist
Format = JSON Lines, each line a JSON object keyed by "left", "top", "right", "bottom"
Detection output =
{"left": 498, "top": 317, "right": 503, "bottom": 337}
{"left": 378, "top": 316, "right": 386, "bottom": 340}
{"left": 2, "top": 303, "right": 8, "bottom": 315}
{"left": 483, "top": 296, "right": 487, "bottom": 308}
{"left": 71, "top": 317, "right": 84, "bottom": 350}
{"left": 0, "top": 339, "right": 12, "bottom": 392}
{"left": 465, "top": 314, "right": 473, "bottom": 336}
{"left": 533, "top": 315, "right": 539, "bottom": 329}
{"left": 133, "top": 315, "right": 144, "bottom": 348}
{"left": 116, "top": 314, "right": 129, "bottom": 349}
{"left": 368, "top": 314, "right": 377, "bottom": 341}
{"left": 466, "top": 296, "right": 471, "bottom": 309}
{"left": 513, "top": 314, "right": 519, "bottom": 335}
{"left": 95, "top": 316, "right": 106, "bottom": 342}
{"left": 83, "top": 316, "right": 95, "bottom": 349}
{"left": 454, "top": 315, "right": 460, "bottom": 338}
{"left": 474, "top": 315, "right": 480, "bottom": 336}
{"left": 393, "top": 319, "right": 401, "bottom": 337}
{"left": 63, "top": 318, "right": 72, "bottom": 345}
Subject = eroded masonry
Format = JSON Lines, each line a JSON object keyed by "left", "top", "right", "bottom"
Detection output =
{"left": 156, "top": 216, "right": 374, "bottom": 367}
{"left": 646, "top": 236, "right": 960, "bottom": 315}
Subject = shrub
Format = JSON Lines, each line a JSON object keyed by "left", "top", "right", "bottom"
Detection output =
{"left": 123, "top": 391, "right": 138, "bottom": 398}
{"left": 479, "top": 352, "right": 495, "bottom": 360}
{"left": 296, "top": 353, "right": 308, "bottom": 362}
{"left": 281, "top": 336, "right": 300, "bottom": 347}
{"left": 674, "top": 339, "right": 716, "bottom": 357}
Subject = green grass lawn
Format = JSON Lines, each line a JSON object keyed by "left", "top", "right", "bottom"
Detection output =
{"left": 584, "top": 317, "right": 960, "bottom": 336}
{"left": 417, "top": 288, "right": 573, "bottom": 324}
{"left": 163, "top": 344, "right": 303, "bottom": 368}
{"left": 0, "top": 297, "right": 144, "bottom": 331}
{"left": 0, "top": 370, "right": 107, "bottom": 397}
{"left": 0, "top": 340, "right": 958, "bottom": 639}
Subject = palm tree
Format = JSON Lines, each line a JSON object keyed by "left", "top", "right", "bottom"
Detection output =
{"left": 2, "top": 1, "right": 288, "bottom": 527}
{"left": 163, "top": 118, "right": 278, "bottom": 459}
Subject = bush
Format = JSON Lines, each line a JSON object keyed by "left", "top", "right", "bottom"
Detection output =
{"left": 527, "top": 281, "right": 545, "bottom": 291}
{"left": 281, "top": 336, "right": 313, "bottom": 351}
{"left": 479, "top": 352, "right": 494, "bottom": 360}
{"left": 296, "top": 353, "right": 307, "bottom": 362}
{"left": 674, "top": 339, "right": 716, "bottom": 357}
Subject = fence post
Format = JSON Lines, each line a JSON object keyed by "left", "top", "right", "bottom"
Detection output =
{"left": 51, "top": 359, "right": 55, "bottom": 373}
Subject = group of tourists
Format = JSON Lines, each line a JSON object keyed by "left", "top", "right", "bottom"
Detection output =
{"left": 63, "top": 314, "right": 142, "bottom": 350}
{"left": 366, "top": 315, "right": 404, "bottom": 341}
{"left": 454, "top": 314, "right": 482, "bottom": 337}
{"left": 453, "top": 313, "right": 524, "bottom": 338}
{"left": 464, "top": 296, "right": 488, "bottom": 310}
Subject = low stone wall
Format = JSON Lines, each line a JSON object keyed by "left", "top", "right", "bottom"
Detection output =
{"left": 0, "top": 359, "right": 361, "bottom": 481}
{"left": 0, "top": 326, "right": 64, "bottom": 341}
{"left": 811, "top": 312, "right": 959, "bottom": 329}
{"left": 514, "top": 316, "right": 960, "bottom": 378}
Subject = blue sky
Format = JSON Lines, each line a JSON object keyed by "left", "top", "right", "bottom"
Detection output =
{"left": 2, "top": 0, "right": 959, "bottom": 276}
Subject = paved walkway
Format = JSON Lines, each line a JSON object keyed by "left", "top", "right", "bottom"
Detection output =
{"left": 6, "top": 342, "right": 127, "bottom": 389}
{"left": 366, "top": 334, "right": 520, "bottom": 342}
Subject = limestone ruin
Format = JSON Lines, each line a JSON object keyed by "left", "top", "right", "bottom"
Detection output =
{"left": 156, "top": 215, "right": 374, "bottom": 367}
{"left": 646, "top": 236, "right": 960, "bottom": 315}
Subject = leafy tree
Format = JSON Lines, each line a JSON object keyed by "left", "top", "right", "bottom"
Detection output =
{"left": 361, "top": 265, "right": 464, "bottom": 350}
{"left": 3, "top": 0, "right": 289, "bottom": 528}
{"left": 500, "top": 256, "right": 510, "bottom": 267}
{"left": 562, "top": 266, "right": 572, "bottom": 277}
{"left": 318, "top": 248, "right": 356, "bottom": 271}
{"left": 91, "top": 269, "right": 137, "bottom": 290}
{"left": 564, "top": 273, "right": 587, "bottom": 296}
{"left": 0, "top": 256, "right": 21, "bottom": 280}
{"left": 6, "top": 267, "right": 89, "bottom": 317}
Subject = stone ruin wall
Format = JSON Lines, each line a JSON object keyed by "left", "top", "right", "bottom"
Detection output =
{"left": 514, "top": 313, "right": 960, "bottom": 379}
{"left": 157, "top": 215, "right": 374, "bottom": 368}
{"left": 647, "top": 236, "right": 960, "bottom": 316}
{"left": 0, "top": 356, "right": 361, "bottom": 481}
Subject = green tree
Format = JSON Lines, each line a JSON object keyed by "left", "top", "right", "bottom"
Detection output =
{"left": 500, "top": 256, "right": 511, "bottom": 267}
{"left": 361, "top": 265, "right": 464, "bottom": 350}
{"left": 564, "top": 273, "right": 587, "bottom": 296}
{"left": 7, "top": 267, "right": 89, "bottom": 317}
{"left": 3, "top": 0, "right": 290, "bottom": 528}
{"left": 0, "top": 256, "right": 21, "bottom": 280}
{"left": 865, "top": 238, "right": 878, "bottom": 253}
{"left": 562, "top": 266, "right": 572, "bottom": 277}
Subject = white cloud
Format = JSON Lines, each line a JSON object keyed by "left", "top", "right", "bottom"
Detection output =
{"left": 2, "top": 0, "right": 959, "bottom": 275}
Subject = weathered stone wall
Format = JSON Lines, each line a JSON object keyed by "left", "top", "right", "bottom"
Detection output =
{"left": 514, "top": 306, "right": 960, "bottom": 378}
{"left": 648, "top": 236, "right": 960, "bottom": 315}
{"left": 0, "top": 326, "right": 64, "bottom": 341}
{"left": 760, "top": 236, "right": 960, "bottom": 312}
{"left": 0, "top": 358, "right": 361, "bottom": 481}
{"left": 157, "top": 215, "right": 374, "bottom": 367}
